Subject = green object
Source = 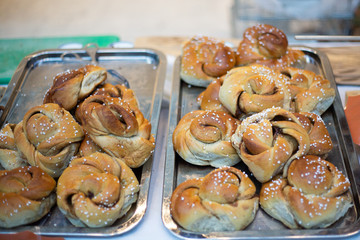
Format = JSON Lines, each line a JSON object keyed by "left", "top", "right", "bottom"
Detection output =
{"left": 0, "top": 35, "right": 120, "bottom": 84}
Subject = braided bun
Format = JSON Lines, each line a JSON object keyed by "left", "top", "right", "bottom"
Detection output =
{"left": 181, "top": 36, "right": 236, "bottom": 87}
{"left": 260, "top": 155, "right": 352, "bottom": 229}
{"left": 219, "top": 64, "right": 291, "bottom": 118}
{"left": 173, "top": 110, "right": 240, "bottom": 167}
{"left": 170, "top": 166, "right": 258, "bottom": 232}
{"left": 44, "top": 65, "right": 107, "bottom": 110}
{"left": 236, "top": 24, "right": 305, "bottom": 69}
{"left": 0, "top": 166, "right": 56, "bottom": 228}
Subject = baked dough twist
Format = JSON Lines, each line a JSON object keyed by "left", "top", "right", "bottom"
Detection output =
{"left": 170, "top": 166, "right": 258, "bottom": 232}
{"left": 173, "top": 110, "right": 240, "bottom": 167}
{"left": 181, "top": 35, "right": 236, "bottom": 87}
{"left": 0, "top": 166, "right": 56, "bottom": 228}
{"left": 260, "top": 155, "right": 352, "bottom": 229}
{"left": 92, "top": 83, "right": 139, "bottom": 110}
{"left": 57, "top": 152, "right": 139, "bottom": 228}
{"left": 219, "top": 64, "right": 291, "bottom": 118}
{"left": 279, "top": 67, "right": 335, "bottom": 115}
{"left": 236, "top": 24, "right": 305, "bottom": 68}
{"left": 294, "top": 112, "right": 333, "bottom": 157}
{"left": 231, "top": 107, "right": 310, "bottom": 182}
{"left": 78, "top": 132, "right": 105, "bottom": 157}
{"left": 0, "top": 123, "right": 27, "bottom": 170}
{"left": 197, "top": 77, "right": 231, "bottom": 113}
{"left": 14, "top": 103, "right": 84, "bottom": 177}
{"left": 76, "top": 95, "right": 154, "bottom": 168}
{"left": 44, "top": 65, "right": 107, "bottom": 110}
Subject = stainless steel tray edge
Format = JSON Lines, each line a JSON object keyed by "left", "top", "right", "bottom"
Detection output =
{"left": 0, "top": 47, "right": 167, "bottom": 237}
{"left": 162, "top": 56, "right": 181, "bottom": 236}
{"left": 162, "top": 47, "right": 360, "bottom": 239}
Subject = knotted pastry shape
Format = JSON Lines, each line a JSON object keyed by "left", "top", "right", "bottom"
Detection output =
{"left": 231, "top": 107, "right": 310, "bottom": 183}
{"left": 44, "top": 65, "right": 107, "bottom": 110}
{"left": 0, "top": 166, "right": 56, "bottom": 228}
{"left": 197, "top": 77, "right": 231, "bottom": 114}
{"left": 260, "top": 155, "right": 352, "bottom": 229}
{"left": 219, "top": 64, "right": 291, "bottom": 118}
{"left": 279, "top": 67, "right": 336, "bottom": 115}
{"left": 173, "top": 110, "right": 240, "bottom": 167}
{"left": 76, "top": 95, "right": 154, "bottom": 168}
{"left": 0, "top": 123, "right": 27, "bottom": 170}
{"left": 57, "top": 152, "right": 139, "bottom": 228}
{"left": 170, "top": 166, "right": 259, "bottom": 232}
{"left": 181, "top": 35, "right": 236, "bottom": 87}
{"left": 92, "top": 83, "right": 139, "bottom": 110}
{"left": 236, "top": 24, "right": 305, "bottom": 68}
{"left": 14, "top": 103, "right": 84, "bottom": 178}
{"left": 294, "top": 112, "right": 333, "bottom": 157}
{"left": 78, "top": 132, "right": 105, "bottom": 157}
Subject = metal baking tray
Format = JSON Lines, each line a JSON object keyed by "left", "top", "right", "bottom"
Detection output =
{"left": 162, "top": 46, "right": 360, "bottom": 239}
{"left": 0, "top": 47, "right": 166, "bottom": 237}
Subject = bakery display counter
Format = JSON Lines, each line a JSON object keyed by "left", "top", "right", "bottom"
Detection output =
{"left": 0, "top": 36, "right": 360, "bottom": 239}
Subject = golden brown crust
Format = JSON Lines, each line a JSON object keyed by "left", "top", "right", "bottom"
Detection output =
{"left": 279, "top": 67, "right": 335, "bottom": 115}
{"left": 236, "top": 24, "right": 305, "bottom": 68}
{"left": 13, "top": 103, "right": 84, "bottom": 178}
{"left": 56, "top": 152, "right": 139, "bottom": 227}
{"left": 170, "top": 166, "right": 258, "bottom": 232}
{"left": 0, "top": 123, "right": 27, "bottom": 170}
{"left": 197, "top": 77, "right": 231, "bottom": 113}
{"left": 231, "top": 107, "right": 310, "bottom": 182}
{"left": 260, "top": 177, "right": 297, "bottom": 228}
{"left": 219, "top": 64, "right": 291, "bottom": 118}
{"left": 294, "top": 112, "right": 333, "bottom": 156}
{"left": 260, "top": 156, "right": 352, "bottom": 229}
{"left": 76, "top": 95, "right": 154, "bottom": 168}
{"left": 0, "top": 166, "right": 56, "bottom": 228}
{"left": 181, "top": 36, "right": 236, "bottom": 87}
{"left": 78, "top": 132, "right": 105, "bottom": 157}
{"left": 173, "top": 110, "right": 240, "bottom": 167}
{"left": 44, "top": 65, "right": 107, "bottom": 110}
{"left": 92, "top": 83, "right": 139, "bottom": 110}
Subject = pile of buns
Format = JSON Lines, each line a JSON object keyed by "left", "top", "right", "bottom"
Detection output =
{"left": 0, "top": 65, "right": 154, "bottom": 228}
{"left": 171, "top": 24, "right": 351, "bottom": 232}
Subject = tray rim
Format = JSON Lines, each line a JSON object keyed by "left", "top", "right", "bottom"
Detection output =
{"left": 161, "top": 46, "right": 360, "bottom": 239}
{"left": 0, "top": 47, "right": 167, "bottom": 237}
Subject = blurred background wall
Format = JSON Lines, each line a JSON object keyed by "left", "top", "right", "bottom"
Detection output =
{"left": 0, "top": 0, "right": 232, "bottom": 42}
{"left": 1, "top": 0, "right": 359, "bottom": 43}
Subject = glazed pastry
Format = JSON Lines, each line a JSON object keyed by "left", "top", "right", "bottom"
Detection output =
{"left": 57, "top": 152, "right": 139, "bottom": 228}
{"left": 0, "top": 166, "right": 56, "bottom": 228}
{"left": 78, "top": 132, "right": 104, "bottom": 157}
{"left": 0, "top": 123, "right": 27, "bottom": 170}
{"left": 279, "top": 67, "right": 336, "bottom": 115}
{"left": 76, "top": 95, "right": 154, "bottom": 168}
{"left": 170, "top": 166, "right": 258, "bottom": 232}
{"left": 294, "top": 112, "right": 333, "bottom": 157}
{"left": 236, "top": 24, "right": 305, "bottom": 68}
{"left": 219, "top": 64, "right": 291, "bottom": 118}
{"left": 180, "top": 35, "right": 236, "bottom": 87}
{"left": 14, "top": 103, "right": 84, "bottom": 178}
{"left": 44, "top": 65, "right": 107, "bottom": 110}
{"left": 196, "top": 77, "right": 230, "bottom": 113}
{"left": 231, "top": 107, "right": 310, "bottom": 183}
{"left": 92, "top": 83, "right": 139, "bottom": 110}
{"left": 260, "top": 155, "right": 352, "bottom": 229}
{"left": 173, "top": 110, "right": 240, "bottom": 167}
{"left": 75, "top": 82, "right": 140, "bottom": 122}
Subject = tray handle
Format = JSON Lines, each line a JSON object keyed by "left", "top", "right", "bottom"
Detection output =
{"left": 84, "top": 43, "right": 99, "bottom": 64}
{"left": 60, "top": 51, "right": 84, "bottom": 63}
{"left": 61, "top": 44, "right": 130, "bottom": 88}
